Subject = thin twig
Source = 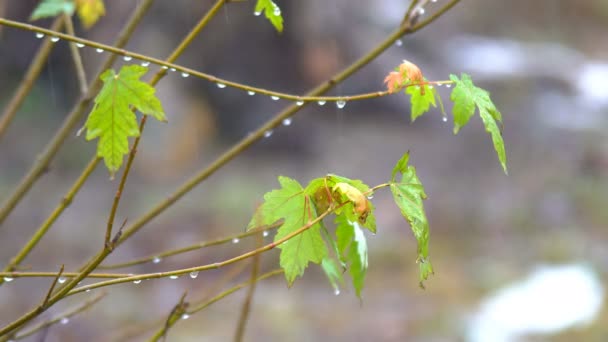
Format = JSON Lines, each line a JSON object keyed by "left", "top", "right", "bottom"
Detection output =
{"left": 41, "top": 265, "right": 64, "bottom": 308}
{"left": 99, "top": 222, "right": 279, "bottom": 270}
{"left": 233, "top": 233, "right": 262, "bottom": 342}
{"left": 147, "top": 269, "right": 283, "bottom": 342}
{"left": 0, "top": 17, "right": 63, "bottom": 141}
{"left": 13, "top": 292, "right": 106, "bottom": 341}
{"left": 63, "top": 14, "right": 87, "bottom": 94}
{"left": 0, "top": 0, "right": 155, "bottom": 226}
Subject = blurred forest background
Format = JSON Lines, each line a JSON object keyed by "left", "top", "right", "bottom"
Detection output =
{"left": 0, "top": 0, "right": 607, "bottom": 341}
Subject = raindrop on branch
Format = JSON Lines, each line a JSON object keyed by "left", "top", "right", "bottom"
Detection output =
{"left": 282, "top": 118, "right": 292, "bottom": 126}
{"left": 232, "top": 238, "right": 240, "bottom": 244}
{"left": 96, "top": 48, "right": 104, "bottom": 53}
{"left": 181, "top": 72, "right": 190, "bottom": 78}
{"left": 35, "top": 32, "right": 45, "bottom": 39}
{"left": 58, "top": 277, "right": 67, "bottom": 284}
{"left": 217, "top": 83, "right": 227, "bottom": 88}
{"left": 317, "top": 100, "right": 326, "bottom": 106}
{"left": 152, "top": 257, "right": 162, "bottom": 264}
{"left": 123, "top": 55, "right": 132, "bottom": 61}
{"left": 254, "top": 11, "right": 262, "bottom": 16}
{"left": 247, "top": 90, "right": 256, "bottom": 96}
{"left": 133, "top": 279, "right": 142, "bottom": 284}
{"left": 141, "top": 61, "right": 150, "bottom": 67}
{"left": 169, "top": 67, "right": 176, "bottom": 72}
{"left": 161, "top": 65, "right": 169, "bottom": 70}
{"left": 263, "top": 130, "right": 273, "bottom": 138}
{"left": 50, "top": 37, "right": 60, "bottom": 43}
{"left": 271, "top": 95, "right": 280, "bottom": 101}
{"left": 395, "top": 39, "right": 403, "bottom": 47}
{"left": 263, "top": 231, "right": 269, "bottom": 237}
{"left": 189, "top": 271, "right": 199, "bottom": 279}
{"left": 446, "top": 84, "right": 452, "bottom": 88}
{"left": 3, "top": 277, "right": 14, "bottom": 282}
{"left": 442, "top": 116, "right": 448, "bottom": 122}
{"left": 60, "top": 318, "right": 69, "bottom": 325}
{"left": 169, "top": 275, "right": 179, "bottom": 280}
{"left": 296, "top": 100, "right": 304, "bottom": 106}
{"left": 182, "top": 314, "right": 190, "bottom": 320}
{"left": 336, "top": 100, "right": 347, "bottom": 109}
{"left": 76, "top": 43, "right": 85, "bottom": 48}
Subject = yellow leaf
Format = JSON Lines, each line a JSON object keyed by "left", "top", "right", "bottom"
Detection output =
{"left": 76, "top": 0, "right": 105, "bottom": 29}
{"left": 332, "top": 183, "right": 370, "bottom": 223}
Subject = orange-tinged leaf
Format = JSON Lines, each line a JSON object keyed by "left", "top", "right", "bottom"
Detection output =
{"left": 76, "top": 0, "right": 105, "bottom": 29}
{"left": 384, "top": 71, "right": 404, "bottom": 94}
{"left": 399, "top": 60, "right": 424, "bottom": 83}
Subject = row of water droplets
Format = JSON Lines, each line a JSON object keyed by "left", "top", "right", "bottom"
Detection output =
{"left": 34, "top": 31, "right": 349, "bottom": 123}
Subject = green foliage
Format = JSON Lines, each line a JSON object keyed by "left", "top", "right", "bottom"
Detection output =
{"left": 390, "top": 152, "right": 433, "bottom": 287}
{"left": 30, "top": 0, "right": 75, "bottom": 21}
{"left": 321, "top": 257, "right": 345, "bottom": 294}
{"left": 83, "top": 65, "right": 166, "bottom": 177}
{"left": 247, "top": 177, "right": 327, "bottom": 286}
{"left": 450, "top": 73, "right": 507, "bottom": 173}
{"left": 406, "top": 82, "right": 438, "bottom": 121}
{"left": 255, "top": 0, "right": 284, "bottom": 32}
{"left": 335, "top": 214, "right": 368, "bottom": 298}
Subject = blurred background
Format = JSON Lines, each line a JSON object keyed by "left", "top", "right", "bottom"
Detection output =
{"left": 1, "top": 0, "right": 607, "bottom": 341}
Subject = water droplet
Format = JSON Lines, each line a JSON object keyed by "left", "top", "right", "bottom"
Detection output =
{"left": 141, "top": 61, "right": 150, "bottom": 67}
{"left": 189, "top": 271, "right": 199, "bottom": 279}
{"left": 436, "top": 83, "right": 442, "bottom": 87}
{"left": 3, "top": 277, "right": 14, "bottom": 282}
{"left": 76, "top": 43, "right": 85, "bottom": 48}
{"left": 271, "top": 95, "right": 280, "bottom": 101}
{"left": 35, "top": 33, "right": 45, "bottom": 39}
{"left": 431, "top": 0, "right": 438, "bottom": 2}
{"left": 254, "top": 11, "right": 262, "bottom": 16}
{"left": 273, "top": 8, "right": 281, "bottom": 16}
{"left": 446, "top": 84, "right": 452, "bottom": 88}
{"left": 181, "top": 72, "right": 190, "bottom": 78}
{"left": 247, "top": 90, "right": 256, "bottom": 96}
{"left": 58, "top": 277, "right": 66, "bottom": 284}
{"left": 263, "top": 130, "right": 273, "bottom": 138}
{"left": 170, "top": 68, "right": 176, "bottom": 72}
{"left": 217, "top": 83, "right": 227, "bottom": 88}
{"left": 169, "top": 275, "right": 179, "bottom": 280}
{"left": 133, "top": 279, "right": 142, "bottom": 284}
{"left": 442, "top": 116, "right": 448, "bottom": 122}
{"left": 296, "top": 100, "right": 304, "bottom": 106}
{"left": 85, "top": 289, "right": 91, "bottom": 293}
{"left": 317, "top": 100, "right": 326, "bottom": 106}
{"left": 50, "top": 37, "right": 60, "bottom": 43}
{"left": 232, "top": 238, "right": 240, "bottom": 244}
{"left": 123, "top": 55, "right": 132, "bottom": 61}
{"left": 60, "top": 317, "right": 69, "bottom": 325}
{"left": 182, "top": 314, "right": 190, "bottom": 320}
{"left": 395, "top": 39, "right": 403, "bottom": 47}
{"left": 152, "top": 257, "right": 162, "bottom": 264}
{"left": 263, "top": 230, "right": 269, "bottom": 237}
{"left": 336, "top": 100, "right": 347, "bottom": 109}
{"left": 417, "top": 7, "right": 425, "bottom": 15}
{"left": 334, "top": 289, "right": 340, "bottom": 296}
{"left": 282, "top": 118, "right": 292, "bottom": 126}
{"left": 162, "top": 65, "right": 169, "bottom": 70}
{"left": 96, "top": 48, "right": 104, "bottom": 53}
{"left": 367, "top": 195, "right": 374, "bottom": 200}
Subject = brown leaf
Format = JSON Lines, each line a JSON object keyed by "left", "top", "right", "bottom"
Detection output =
{"left": 333, "top": 183, "right": 370, "bottom": 223}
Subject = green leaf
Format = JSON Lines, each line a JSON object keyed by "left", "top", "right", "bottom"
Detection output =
{"left": 450, "top": 73, "right": 507, "bottom": 173}
{"left": 248, "top": 176, "right": 327, "bottom": 286}
{"left": 390, "top": 152, "right": 433, "bottom": 287}
{"left": 83, "top": 65, "right": 166, "bottom": 177}
{"left": 254, "top": 0, "right": 284, "bottom": 33}
{"left": 335, "top": 213, "right": 368, "bottom": 298}
{"left": 30, "top": 0, "right": 75, "bottom": 21}
{"left": 405, "top": 82, "right": 437, "bottom": 121}
{"left": 321, "top": 257, "right": 345, "bottom": 294}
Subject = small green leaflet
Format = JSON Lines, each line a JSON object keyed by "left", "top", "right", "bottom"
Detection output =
{"left": 405, "top": 81, "right": 445, "bottom": 122}
{"left": 390, "top": 152, "right": 433, "bottom": 287}
{"left": 254, "top": 0, "right": 284, "bottom": 33}
{"left": 450, "top": 73, "right": 507, "bottom": 173}
{"left": 83, "top": 65, "right": 166, "bottom": 177}
{"left": 335, "top": 213, "right": 368, "bottom": 298}
{"left": 30, "top": 0, "right": 75, "bottom": 21}
{"left": 247, "top": 176, "right": 327, "bottom": 286}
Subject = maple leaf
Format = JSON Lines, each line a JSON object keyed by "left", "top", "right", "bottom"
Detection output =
{"left": 29, "top": 0, "right": 75, "bottom": 21}
{"left": 390, "top": 152, "right": 433, "bottom": 287}
{"left": 76, "top": 0, "right": 105, "bottom": 29}
{"left": 83, "top": 65, "right": 166, "bottom": 177}
{"left": 384, "top": 71, "right": 404, "bottom": 94}
{"left": 335, "top": 214, "right": 368, "bottom": 298}
{"left": 384, "top": 60, "right": 425, "bottom": 94}
{"left": 247, "top": 176, "right": 327, "bottom": 286}
{"left": 450, "top": 73, "right": 507, "bottom": 173}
